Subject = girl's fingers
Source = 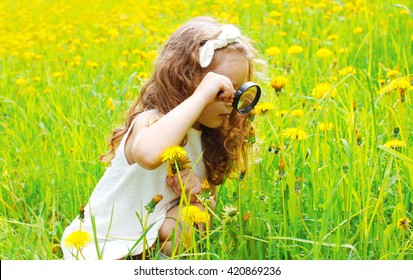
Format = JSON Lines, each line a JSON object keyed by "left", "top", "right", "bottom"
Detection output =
{"left": 167, "top": 169, "right": 202, "bottom": 197}
{"left": 166, "top": 176, "right": 175, "bottom": 186}
{"left": 217, "top": 89, "right": 235, "bottom": 103}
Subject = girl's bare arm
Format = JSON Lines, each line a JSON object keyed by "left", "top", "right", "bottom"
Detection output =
{"left": 126, "top": 72, "right": 234, "bottom": 169}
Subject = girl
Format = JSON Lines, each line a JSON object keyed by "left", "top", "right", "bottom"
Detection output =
{"left": 61, "top": 16, "right": 261, "bottom": 260}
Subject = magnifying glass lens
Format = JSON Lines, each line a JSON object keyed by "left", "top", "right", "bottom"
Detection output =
{"left": 237, "top": 86, "right": 257, "bottom": 112}
{"left": 233, "top": 82, "right": 261, "bottom": 114}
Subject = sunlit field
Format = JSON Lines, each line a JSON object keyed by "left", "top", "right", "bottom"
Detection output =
{"left": 1, "top": 0, "right": 412, "bottom": 260}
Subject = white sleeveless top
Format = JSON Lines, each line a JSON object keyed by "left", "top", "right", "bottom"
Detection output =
{"left": 61, "top": 111, "right": 206, "bottom": 259}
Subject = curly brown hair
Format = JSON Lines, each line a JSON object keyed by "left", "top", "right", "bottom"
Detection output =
{"left": 101, "top": 16, "right": 260, "bottom": 185}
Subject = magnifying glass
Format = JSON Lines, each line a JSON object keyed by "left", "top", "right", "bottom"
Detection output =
{"left": 232, "top": 82, "right": 261, "bottom": 114}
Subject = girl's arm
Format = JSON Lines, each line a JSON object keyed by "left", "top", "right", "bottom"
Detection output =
{"left": 126, "top": 72, "right": 235, "bottom": 169}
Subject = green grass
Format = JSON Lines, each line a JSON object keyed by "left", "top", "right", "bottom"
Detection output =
{"left": 1, "top": 0, "right": 412, "bottom": 260}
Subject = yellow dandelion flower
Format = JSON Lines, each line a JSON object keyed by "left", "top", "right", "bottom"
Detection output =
{"left": 386, "top": 70, "right": 400, "bottom": 79}
{"left": 316, "top": 48, "right": 332, "bottom": 59}
{"left": 393, "top": 78, "right": 410, "bottom": 91}
{"left": 52, "top": 71, "right": 65, "bottom": 78}
{"left": 107, "top": 28, "right": 119, "bottom": 38}
{"left": 266, "top": 46, "right": 281, "bottom": 56}
{"left": 271, "top": 75, "right": 288, "bottom": 92}
{"left": 275, "top": 110, "right": 288, "bottom": 117}
{"left": 311, "top": 83, "right": 337, "bottom": 99}
{"left": 86, "top": 60, "right": 99, "bottom": 69}
{"left": 332, "top": 5, "right": 343, "bottom": 13}
{"left": 161, "top": 146, "right": 191, "bottom": 176}
{"left": 269, "top": 10, "right": 283, "bottom": 17}
{"left": 15, "top": 77, "right": 27, "bottom": 86}
{"left": 65, "top": 230, "right": 92, "bottom": 250}
{"left": 287, "top": 45, "right": 304, "bottom": 55}
{"left": 142, "top": 50, "right": 158, "bottom": 61}
{"left": 397, "top": 217, "right": 412, "bottom": 230}
{"left": 383, "top": 139, "right": 406, "bottom": 149}
{"left": 106, "top": 97, "right": 115, "bottom": 111}
{"left": 340, "top": 66, "right": 357, "bottom": 76}
{"left": 161, "top": 146, "right": 187, "bottom": 162}
{"left": 118, "top": 61, "right": 128, "bottom": 68}
{"left": 291, "top": 109, "right": 304, "bottom": 117}
{"left": 328, "top": 34, "right": 339, "bottom": 41}
{"left": 353, "top": 27, "right": 364, "bottom": 34}
{"left": 253, "top": 102, "right": 276, "bottom": 115}
{"left": 136, "top": 72, "right": 149, "bottom": 80}
{"left": 337, "top": 48, "right": 349, "bottom": 54}
{"left": 318, "top": 122, "right": 333, "bottom": 131}
{"left": 281, "top": 127, "right": 308, "bottom": 140}
{"left": 379, "top": 78, "right": 410, "bottom": 95}
{"left": 182, "top": 205, "right": 209, "bottom": 225}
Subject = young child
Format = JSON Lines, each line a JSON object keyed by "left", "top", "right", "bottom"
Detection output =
{"left": 61, "top": 16, "right": 261, "bottom": 260}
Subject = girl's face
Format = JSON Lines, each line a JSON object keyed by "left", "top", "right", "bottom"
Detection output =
{"left": 194, "top": 51, "right": 249, "bottom": 129}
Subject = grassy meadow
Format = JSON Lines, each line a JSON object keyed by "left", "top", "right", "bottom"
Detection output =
{"left": 1, "top": 0, "right": 413, "bottom": 260}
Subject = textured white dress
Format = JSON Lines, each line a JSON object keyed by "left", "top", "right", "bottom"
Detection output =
{"left": 61, "top": 111, "right": 206, "bottom": 260}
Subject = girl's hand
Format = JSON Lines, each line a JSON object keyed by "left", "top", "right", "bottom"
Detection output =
{"left": 166, "top": 169, "right": 202, "bottom": 203}
{"left": 194, "top": 72, "right": 235, "bottom": 105}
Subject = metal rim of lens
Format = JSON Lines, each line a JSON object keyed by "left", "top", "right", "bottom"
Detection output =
{"left": 233, "top": 82, "right": 261, "bottom": 114}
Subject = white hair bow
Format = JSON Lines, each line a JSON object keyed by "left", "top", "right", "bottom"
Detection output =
{"left": 199, "top": 24, "right": 241, "bottom": 68}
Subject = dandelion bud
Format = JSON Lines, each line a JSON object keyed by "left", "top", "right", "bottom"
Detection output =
{"left": 357, "top": 135, "right": 362, "bottom": 146}
{"left": 286, "top": 63, "right": 291, "bottom": 73}
{"left": 197, "top": 180, "right": 215, "bottom": 205}
{"left": 239, "top": 169, "right": 247, "bottom": 180}
{"left": 248, "top": 110, "right": 256, "bottom": 122}
{"left": 295, "top": 176, "right": 303, "bottom": 193}
{"left": 201, "top": 179, "right": 210, "bottom": 191}
{"left": 271, "top": 75, "right": 288, "bottom": 93}
{"left": 278, "top": 158, "right": 286, "bottom": 176}
{"left": 145, "top": 194, "right": 163, "bottom": 213}
{"left": 353, "top": 99, "right": 357, "bottom": 111}
{"left": 248, "top": 126, "right": 256, "bottom": 144}
{"left": 78, "top": 204, "right": 85, "bottom": 220}
{"left": 242, "top": 211, "right": 251, "bottom": 222}
{"left": 400, "top": 90, "right": 406, "bottom": 102}
{"left": 305, "top": 149, "right": 311, "bottom": 159}
{"left": 343, "top": 163, "right": 349, "bottom": 173}
{"left": 393, "top": 127, "right": 400, "bottom": 136}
